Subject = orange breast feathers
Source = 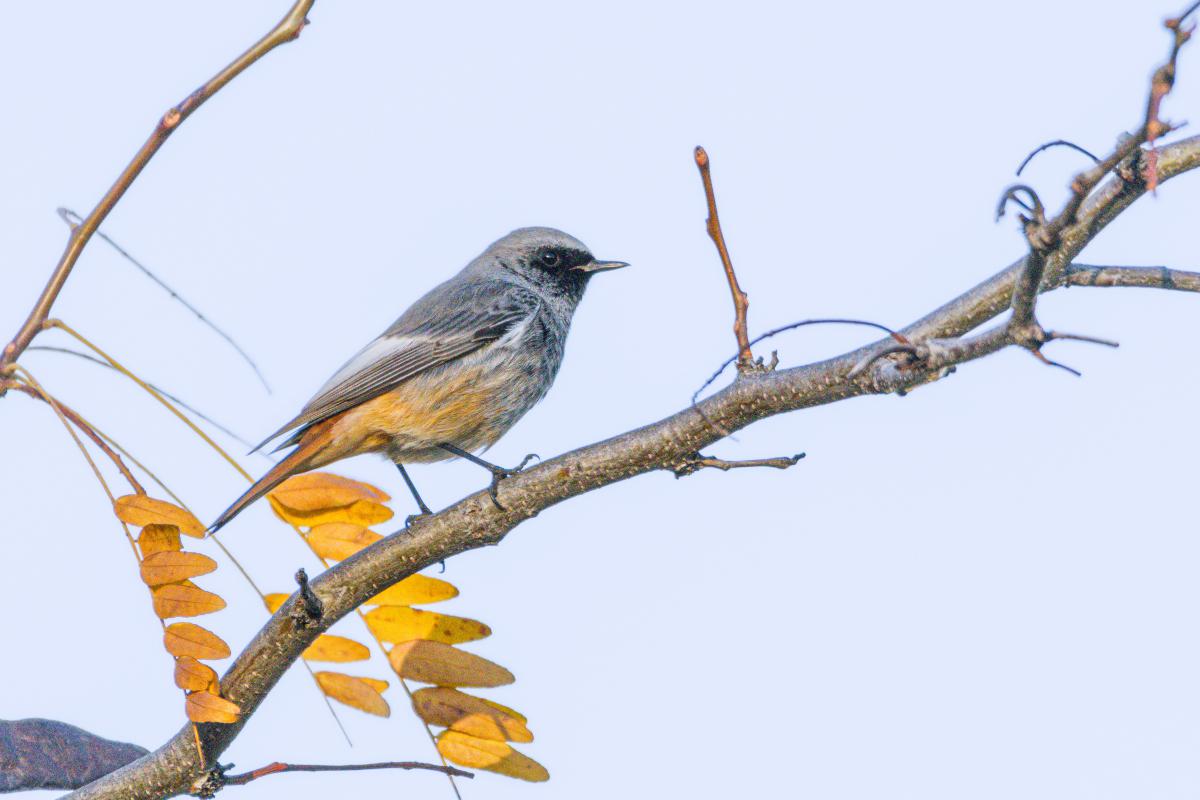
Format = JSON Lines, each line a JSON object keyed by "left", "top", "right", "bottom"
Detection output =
{"left": 320, "top": 364, "right": 508, "bottom": 464}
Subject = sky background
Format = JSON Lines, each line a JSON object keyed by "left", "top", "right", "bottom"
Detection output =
{"left": 3, "top": 1, "right": 1200, "bottom": 798}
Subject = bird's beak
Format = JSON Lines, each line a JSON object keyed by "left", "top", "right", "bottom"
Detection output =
{"left": 573, "top": 259, "right": 630, "bottom": 273}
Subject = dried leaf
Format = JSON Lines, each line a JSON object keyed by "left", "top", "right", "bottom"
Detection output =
{"left": 137, "top": 524, "right": 181, "bottom": 557}
{"left": 269, "top": 472, "right": 390, "bottom": 511}
{"left": 163, "top": 623, "right": 231, "bottom": 660}
{"left": 185, "top": 691, "right": 240, "bottom": 724}
{"left": 151, "top": 582, "right": 226, "bottom": 619}
{"left": 365, "top": 607, "right": 490, "bottom": 645}
{"left": 306, "top": 522, "right": 382, "bottom": 561}
{"left": 367, "top": 574, "right": 459, "bottom": 606}
{"left": 268, "top": 496, "right": 393, "bottom": 529}
{"left": 413, "top": 687, "right": 532, "bottom": 742}
{"left": 139, "top": 551, "right": 218, "bottom": 586}
{"left": 314, "top": 672, "right": 391, "bottom": 717}
{"left": 113, "top": 495, "right": 205, "bottom": 538}
{"left": 387, "top": 639, "right": 514, "bottom": 687}
{"left": 0, "top": 718, "right": 147, "bottom": 792}
{"left": 174, "top": 657, "right": 219, "bottom": 692}
{"left": 302, "top": 635, "right": 371, "bottom": 663}
{"left": 360, "top": 677, "right": 390, "bottom": 693}
{"left": 436, "top": 731, "right": 548, "bottom": 782}
{"left": 263, "top": 593, "right": 289, "bottom": 613}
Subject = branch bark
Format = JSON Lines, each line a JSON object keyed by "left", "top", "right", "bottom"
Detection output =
{"left": 65, "top": 131, "right": 1200, "bottom": 800}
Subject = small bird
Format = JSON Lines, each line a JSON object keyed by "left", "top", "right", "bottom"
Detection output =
{"left": 209, "top": 227, "right": 627, "bottom": 532}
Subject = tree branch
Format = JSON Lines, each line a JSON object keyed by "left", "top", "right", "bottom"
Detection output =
{"left": 66, "top": 129, "right": 1200, "bottom": 800}
{"left": 193, "top": 760, "right": 471, "bottom": 796}
{"left": 0, "top": 0, "right": 315, "bottom": 389}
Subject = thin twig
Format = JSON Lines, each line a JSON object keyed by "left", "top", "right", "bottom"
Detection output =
{"left": 1064, "top": 263, "right": 1200, "bottom": 292}
{"left": 46, "top": 321, "right": 254, "bottom": 482}
{"left": 8, "top": 379, "right": 145, "bottom": 495}
{"left": 692, "top": 318, "right": 907, "bottom": 405}
{"left": 26, "top": 345, "right": 264, "bottom": 452}
{"left": 0, "top": 0, "right": 314, "bottom": 387}
{"left": 694, "top": 146, "right": 753, "bottom": 370}
{"left": 673, "top": 452, "right": 805, "bottom": 478}
{"left": 57, "top": 208, "right": 272, "bottom": 394}
{"left": 1015, "top": 139, "right": 1101, "bottom": 176}
{"left": 219, "top": 760, "right": 473, "bottom": 786}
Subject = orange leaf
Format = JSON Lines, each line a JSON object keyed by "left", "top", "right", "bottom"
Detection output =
{"left": 174, "top": 656, "right": 219, "bottom": 692}
{"left": 413, "top": 687, "right": 532, "bottom": 742}
{"left": 436, "top": 731, "right": 548, "bottom": 782}
{"left": 314, "top": 672, "right": 390, "bottom": 717}
{"left": 268, "top": 496, "right": 393, "bottom": 529}
{"left": 269, "top": 472, "right": 390, "bottom": 511}
{"left": 306, "top": 523, "right": 382, "bottom": 561}
{"left": 163, "top": 623, "right": 231, "bottom": 660}
{"left": 139, "top": 551, "right": 218, "bottom": 586}
{"left": 302, "top": 635, "right": 371, "bottom": 663}
{"left": 263, "top": 593, "right": 289, "bottom": 613}
{"left": 137, "top": 524, "right": 181, "bottom": 557}
{"left": 388, "top": 640, "right": 513, "bottom": 687}
{"left": 367, "top": 574, "right": 459, "bottom": 606}
{"left": 365, "top": 607, "right": 490, "bottom": 646}
{"left": 360, "top": 677, "right": 390, "bottom": 694}
{"left": 185, "top": 691, "right": 240, "bottom": 724}
{"left": 114, "top": 495, "right": 205, "bottom": 538}
{"left": 152, "top": 582, "right": 226, "bottom": 619}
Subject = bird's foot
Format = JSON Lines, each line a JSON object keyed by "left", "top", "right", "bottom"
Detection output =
{"left": 486, "top": 453, "right": 539, "bottom": 510}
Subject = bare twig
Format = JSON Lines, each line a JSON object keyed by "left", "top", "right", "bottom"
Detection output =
{"left": 1064, "top": 263, "right": 1200, "bottom": 292}
{"left": 57, "top": 208, "right": 272, "bottom": 394}
{"left": 197, "top": 760, "right": 471, "bottom": 795}
{"left": 0, "top": 0, "right": 314, "bottom": 388}
{"left": 694, "top": 146, "right": 753, "bottom": 371}
{"left": 673, "top": 452, "right": 805, "bottom": 478}
{"left": 26, "top": 345, "right": 263, "bottom": 452}
{"left": 692, "top": 318, "right": 907, "bottom": 405}
{"left": 1015, "top": 139, "right": 1101, "bottom": 176}
{"left": 8, "top": 380, "right": 145, "bottom": 495}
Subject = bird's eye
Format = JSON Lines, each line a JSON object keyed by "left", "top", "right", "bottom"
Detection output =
{"left": 540, "top": 250, "right": 561, "bottom": 268}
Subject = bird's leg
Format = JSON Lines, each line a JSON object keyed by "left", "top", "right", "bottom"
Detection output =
{"left": 438, "top": 443, "right": 538, "bottom": 510}
{"left": 395, "top": 463, "right": 432, "bottom": 527}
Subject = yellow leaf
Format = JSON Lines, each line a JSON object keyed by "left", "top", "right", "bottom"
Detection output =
{"left": 367, "top": 574, "right": 459, "bottom": 606}
{"left": 302, "top": 635, "right": 371, "bottom": 663}
{"left": 174, "top": 656, "right": 219, "bottom": 692}
{"left": 138, "top": 524, "right": 181, "bottom": 557}
{"left": 262, "top": 593, "right": 289, "bottom": 613}
{"left": 360, "top": 677, "right": 390, "bottom": 693}
{"left": 306, "top": 523, "right": 382, "bottom": 561}
{"left": 314, "top": 672, "right": 390, "bottom": 717}
{"left": 268, "top": 496, "right": 394, "bottom": 529}
{"left": 114, "top": 495, "right": 205, "bottom": 538}
{"left": 139, "top": 551, "right": 218, "bottom": 586}
{"left": 436, "top": 731, "right": 548, "bottom": 782}
{"left": 480, "top": 698, "right": 527, "bottom": 725}
{"left": 152, "top": 581, "right": 226, "bottom": 619}
{"left": 269, "top": 472, "right": 390, "bottom": 511}
{"left": 163, "top": 622, "right": 230, "bottom": 660}
{"left": 388, "top": 640, "right": 513, "bottom": 687}
{"left": 413, "top": 687, "right": 532, "bottom": 742}
{"left": 365, "top": 607, "right": 490, "bottom": 645}
{"left": 185, "top": 691, "right": 241, "bottom": 724}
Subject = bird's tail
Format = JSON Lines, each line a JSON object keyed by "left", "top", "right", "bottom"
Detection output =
{"left": 209, "top": 424, "right": 333, "bottom": 533}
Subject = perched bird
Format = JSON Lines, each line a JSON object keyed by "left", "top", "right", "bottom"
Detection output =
{"left": 209, "top": 227, "right": 627, "bottom": 532}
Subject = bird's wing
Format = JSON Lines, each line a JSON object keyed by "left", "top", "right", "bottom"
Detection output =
{"left": 252, "top": 281, "right": 540, "bottom": 453}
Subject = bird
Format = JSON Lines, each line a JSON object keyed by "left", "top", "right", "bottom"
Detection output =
{"left": 209, "top": 227, "right": 627, "bottom": 532}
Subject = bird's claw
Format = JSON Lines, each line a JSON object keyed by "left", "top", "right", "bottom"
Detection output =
{"left": 486, "top": 453, "right": 539, "bottom": 510}
{"left": 405, "top": 511, "right": 431, "bottom": 529}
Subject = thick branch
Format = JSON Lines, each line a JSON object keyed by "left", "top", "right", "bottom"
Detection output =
{"left": 66, "top": 131, "right": 1200, "bottom": 800}
{"left": 0, "top": 0, "right": 314, "bottom": 385}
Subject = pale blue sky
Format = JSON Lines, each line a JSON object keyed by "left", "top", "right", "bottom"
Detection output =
{"left": 3, "top": 1, "right": 1199, "bottom": 798}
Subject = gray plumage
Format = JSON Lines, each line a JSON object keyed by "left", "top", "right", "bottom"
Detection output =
{"left": 212, "top": 226, "right": 626, "bottom": 531}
